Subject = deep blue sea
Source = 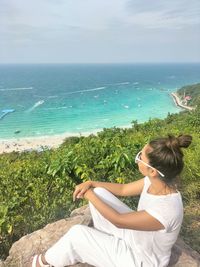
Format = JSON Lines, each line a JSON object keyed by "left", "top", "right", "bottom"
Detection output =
{"left": 0, "top": 63, "right": 200, "bottom": 139}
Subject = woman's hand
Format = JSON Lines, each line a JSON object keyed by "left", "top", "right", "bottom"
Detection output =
{"left": 83, "top": 188, "right": 94, "bottom": 200}
{"left": 73, "top": 181, "right": 93, "bottom": 201}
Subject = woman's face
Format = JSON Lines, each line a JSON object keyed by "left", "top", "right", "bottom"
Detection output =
{"left": 137, "top": 144, "right": 152, "bottom": 176}
{"left": 136, "top": 144, "right": 165, "bottom": 178}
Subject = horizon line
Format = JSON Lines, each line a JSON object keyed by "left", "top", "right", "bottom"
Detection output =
{"left": 0, "top": 62, "right": 200, "bottom": 65}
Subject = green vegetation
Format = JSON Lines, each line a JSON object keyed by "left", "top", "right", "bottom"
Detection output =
{"left": 177, "top": 83, "right": 200, "bottom": 107}
{"left": 0, "top": 84, "right": 200, "bottom": 259}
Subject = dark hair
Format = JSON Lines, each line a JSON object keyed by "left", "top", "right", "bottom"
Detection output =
{"left": 147, "top": 134, "right": 192, "bottom": 185}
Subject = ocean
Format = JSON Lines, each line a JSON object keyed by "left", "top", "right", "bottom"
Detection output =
{"left": 0, "top": 63, "right": 200, "bottom": 139}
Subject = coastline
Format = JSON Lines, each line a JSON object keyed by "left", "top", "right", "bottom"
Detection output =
{"left": 0, "top": 124, "right": 132, "bottom": 154}
{"left": 171, "top": 92, "right": 194, "bottom": 111}
{"left": 0, "top": 91, "right": 194, "bottom": 155}
{"left": 0, "top": 130, "right": 99, "bottom": 154}
{"left": 0, "top": 92, "right": 194, "bottom": 155}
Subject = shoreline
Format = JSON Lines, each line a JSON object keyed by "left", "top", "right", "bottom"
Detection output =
{"left": 0, "top": 125, "right": 132, "bottom": 154}
{"left": 0, "top": 92, "right": 193, "bottom": 155}
{"left": 0, "top": 130, "right": 99, "bottom": 154}
{"left": 171, "top": 92, "right": 194, "bottom": 111}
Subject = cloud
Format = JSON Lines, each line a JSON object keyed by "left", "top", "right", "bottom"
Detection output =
{"left": 125, "top": 0, "right": 200, "bottom": 29}
{"left": 0, "top": 0, "right": 199, "bottom": 63}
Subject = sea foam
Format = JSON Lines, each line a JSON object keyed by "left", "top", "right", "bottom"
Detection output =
{"left": 27, "top": 100, "right": 44, "bottom": 112}
{"left": 0, "top": 87, "right": 33, "bottom": 91}
{"left": 63, "top": 86, "right": 107, "bottom": 96}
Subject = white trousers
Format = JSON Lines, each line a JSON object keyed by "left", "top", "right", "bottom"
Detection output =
{"left": 45, "top": 187, "right": 141, "bottom": 267}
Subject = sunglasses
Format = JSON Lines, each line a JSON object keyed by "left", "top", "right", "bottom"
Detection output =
{"left": 135, "top": 151, "right": 165, "bottom": 177}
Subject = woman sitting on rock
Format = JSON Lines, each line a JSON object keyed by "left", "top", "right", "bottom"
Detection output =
{"left": 31, "top": 134, "right": 192, "bottom": 267}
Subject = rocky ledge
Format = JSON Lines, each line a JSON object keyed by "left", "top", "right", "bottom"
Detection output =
{"left": 0, "top": 205, "right": 199, "bottom": 267}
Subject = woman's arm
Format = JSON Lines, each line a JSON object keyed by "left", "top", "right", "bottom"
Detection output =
{"left": 92, "top": 179, "right": 144, "bottom": 197}
{"left": 73, "top": 178, "right": 144, "bottom": 201}
{"left": 84, "top": 188, "right": 164, "bottom": 231}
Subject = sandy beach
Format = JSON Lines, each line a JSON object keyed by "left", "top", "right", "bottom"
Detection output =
{"left": 0, "top": 130, "right": 100, "bottom": 154}
{"left": 0, "top": 125, "right": 133, "bottom": 154}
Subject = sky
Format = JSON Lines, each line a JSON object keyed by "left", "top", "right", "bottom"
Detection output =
{"left": 0, "top": 0, "right": 200, "bottom": 63}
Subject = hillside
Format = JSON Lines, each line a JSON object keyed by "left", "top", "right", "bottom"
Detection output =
{"left": 177, "top": 83, "right": 200, "bottom": 107}
{"left": 0, "top": 84, "right": 200, "bottom": 260}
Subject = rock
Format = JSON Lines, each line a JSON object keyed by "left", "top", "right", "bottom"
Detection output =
{"left": 168, "top": 239, "right": 200, "bottom": 267}
{"left": 1, "top": 205, "right": 199, "bottom": 267}
{"left": 2, "top": 206, "right": 93, "bottom": 267}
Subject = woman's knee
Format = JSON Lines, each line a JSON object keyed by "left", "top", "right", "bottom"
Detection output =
{"left": 93, "top": 187, "right": 110, "bottom": 196}
{"left": 92, "top": 187, "right": 132, "bottom": 213}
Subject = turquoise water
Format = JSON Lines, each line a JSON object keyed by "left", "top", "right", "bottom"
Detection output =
{"left": 0, "top": 63, "right": 200, "bottom": 139}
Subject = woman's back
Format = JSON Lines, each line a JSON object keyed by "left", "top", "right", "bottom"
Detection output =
{"left": 132, "top": 176, "right": 183, "bottom": 267}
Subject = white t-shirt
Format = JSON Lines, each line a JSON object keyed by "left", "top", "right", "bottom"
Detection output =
{"left": 133, "top": 176, "right": 183, "bottom": 267}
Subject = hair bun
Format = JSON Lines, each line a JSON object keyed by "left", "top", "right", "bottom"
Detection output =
{"left": 166, "top": 135, "right": 179, "bottom": 149}
{"left": 177, "top": 134, "right": 192, "bottom": 148}
{"left": 166, "top": 134, "right": 192, "bottom": 150}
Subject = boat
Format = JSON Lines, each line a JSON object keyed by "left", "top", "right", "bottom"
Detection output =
{"left": 14, "top": 130, "right": 21, "bottom": 134}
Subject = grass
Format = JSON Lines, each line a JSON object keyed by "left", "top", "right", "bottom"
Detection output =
{"left": 181, "top": 201, "right": 200, "bottom": 253}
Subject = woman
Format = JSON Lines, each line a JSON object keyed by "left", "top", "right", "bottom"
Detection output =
{"left": 31, "top": 134, "right": 192, "bottom": 267}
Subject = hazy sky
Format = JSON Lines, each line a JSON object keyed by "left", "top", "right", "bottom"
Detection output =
{"left": 1, "top": 0, "right": 200, "bottom": 63}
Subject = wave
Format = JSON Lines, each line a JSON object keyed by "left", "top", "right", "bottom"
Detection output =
{"left": 115, "top": 82, "right": 130, "bottom": 85}
{"left": 64, "top": 87, "right": 107, "bottom": 96}
{"left": 44, "top": 106, "right": 68, "bottom": 110}
{"left": 107, "top": 82, "right": 130, "bottom": 86}
{"left": 133, "top": 82, "right": 139, "bottom": 85}
{"left": 28, "top": 100, "right": 44, "bottom": 112}
{"left": 0, "top": 87, "right": 33, "bottom": 91}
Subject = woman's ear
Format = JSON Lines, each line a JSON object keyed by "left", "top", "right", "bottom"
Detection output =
{"left": 149, "top": 168, "right": 158, "bottom": 178}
